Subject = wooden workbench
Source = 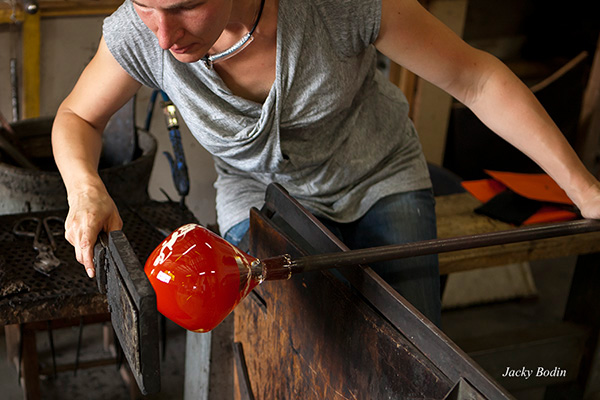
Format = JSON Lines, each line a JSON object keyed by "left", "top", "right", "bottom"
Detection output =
{"left": 436, "top": 193, "right": 600, "bottom": 274}
{"left": 234, "top": 187, "right": 600, "bottom": 399}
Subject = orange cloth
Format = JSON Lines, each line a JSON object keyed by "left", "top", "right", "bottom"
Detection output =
{"left": 484, "top": 170, "right": 572, "bottom": 204}
{"left": 461, "top": 171, "right": 577, "bottom": 225}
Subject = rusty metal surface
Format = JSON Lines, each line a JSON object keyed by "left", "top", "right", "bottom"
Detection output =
{"left": 0, "top": 209, "right": 105, "bottom": 324}
{"left": 0, "top": 117, "right": 157, "bottom": 215}
{"left": 0, "top": 201, "right": 195, "bottom": 326}
{"left": 261, "top": 184, "right": 513, "bottom": 395}
{"left": 236, "top": 197, "right": 452, "bottom": 398}
{"left": 235, "top": 183, "right": 514, "bottom": 399}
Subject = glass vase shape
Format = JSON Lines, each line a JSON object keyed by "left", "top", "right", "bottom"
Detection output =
{"left": 144, "top": 224, "right": 259, "bottom": 332}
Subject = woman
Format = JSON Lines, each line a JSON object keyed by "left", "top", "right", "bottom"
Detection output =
{"left": 52, "top": 0, "right": 600, "bottom": 326}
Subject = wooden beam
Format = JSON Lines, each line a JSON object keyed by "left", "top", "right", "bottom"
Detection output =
{"left": 577, "top": 37, "right": 600, "bottom": 171}
{"left": 0, "top": 9, "right": 24, "bottom": 24}
{"left": 388, "top": 0, "right": 469, "bottom": 165}
{"left": 412, "top": 0, "right": 469, "bottom": 165}
{"left": 22, "top": 11, "right": 41, "bottom": 119}
{"left": 0, "top": 1, "right": 121, "bottom": 18}
{"left": 1, "top": 2, "right": 121, "bottom": 119}
{"left": 39, "top": 0, "right": 121, "bottom": 18}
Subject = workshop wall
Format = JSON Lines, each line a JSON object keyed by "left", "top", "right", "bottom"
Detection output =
{"left": 442, "top": 0, "right": 599, "bottom": 179}
{"left": 0, "top": 15, "right": 218, "bottom": 226}
{"left": 1, "top": 1, "right": 596, "bottom": 226}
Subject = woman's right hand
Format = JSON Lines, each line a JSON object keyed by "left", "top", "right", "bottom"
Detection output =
{"left": 64, "top": 183, "right": 123, "bottom": 278}
{"left": 50, "top": 36, "right": 142, "bottom": 279}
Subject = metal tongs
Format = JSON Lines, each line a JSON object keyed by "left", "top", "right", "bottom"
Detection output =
{"left": 13, "top": 216, "right": 64, "bottom": 276}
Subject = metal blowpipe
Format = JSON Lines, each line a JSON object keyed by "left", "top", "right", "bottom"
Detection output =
{"left": 144, "top": 219, "right": 600, "bottom": 333}
{"left": 279, "top": 218, "right": 600, "bottom": 277}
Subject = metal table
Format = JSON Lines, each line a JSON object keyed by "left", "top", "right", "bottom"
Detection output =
{"left": 0, "top": 201, "right": 194, "bottom": 399}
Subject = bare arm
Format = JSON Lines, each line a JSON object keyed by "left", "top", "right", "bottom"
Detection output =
{"left": 52, "top": 36, "right": 141, "bottom": 277}
{"left": 375, "top": 0, "right": 600, "bottom": 218}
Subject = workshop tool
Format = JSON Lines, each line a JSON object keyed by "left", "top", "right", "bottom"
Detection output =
{"left": 94, "top": 231, "right": 161, "bottom": 395}
{"left": 117, "top": 200, "right": 171, "bottom": 360}
{"left": 239, "top": 185, "right": 515, "bottom": 399}
{"left": 144, "top": 189, "right": 600, "bottom": 333}
{"left": 162, "top": 91, "right": 190, "bottom": 204}
{"left": 162, "top": 95, "right": 190, "bottom": 204}
{"left": 143, "top": 90, "right": 189, "bottom": 205}
{"left": 12, "top": 216, "right": 64, "bottom": 276}
{"left": 10, "top": 58, "right": 19, "bottom": 121}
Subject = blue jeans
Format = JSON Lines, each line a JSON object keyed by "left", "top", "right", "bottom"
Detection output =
{"left": 224, "top": 189, "right": 441, "bottom": 326}
{"left": 223, "top": 218, "right": 250, "bottom": 246}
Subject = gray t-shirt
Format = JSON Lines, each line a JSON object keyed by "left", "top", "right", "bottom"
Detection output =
{"left": 103, "top": 0, "right": 431, "bottom": 235}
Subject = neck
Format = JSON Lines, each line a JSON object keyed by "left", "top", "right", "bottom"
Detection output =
{"left": 201, "top": 0, "right": 266, "bottom": 68}
{"left": 228, "top": 0, "right": 264, "bottom": 32}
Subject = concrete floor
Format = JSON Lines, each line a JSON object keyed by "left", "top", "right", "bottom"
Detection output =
{"left": 0, "top": 256, "right": 579, "bottom": 399}
{"left": 0, "top": 318, "right": 186, "bottom": 400}
{"left": 442, "top": 256, "right": 578, "bottom": 400}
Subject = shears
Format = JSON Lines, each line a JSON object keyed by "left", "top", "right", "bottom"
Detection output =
{"left": 13, "top": 216, "right": 65, "bottom": 276}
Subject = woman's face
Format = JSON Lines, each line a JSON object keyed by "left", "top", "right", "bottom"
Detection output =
{"left": 132, "top": 0, "right": 232, "bottom": 63}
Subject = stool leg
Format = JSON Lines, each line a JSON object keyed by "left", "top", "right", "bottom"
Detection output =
{"left": 46, "top": 321, "right": 57, "bottom": 378}
{"left": 74, "top": 317, "right": 84, "bottom": 376}
{"left": 20, "top": 326, "right": 41, "bottom": 400}
{"left": 5, "top": 325, "right": 20, "bottom": 367}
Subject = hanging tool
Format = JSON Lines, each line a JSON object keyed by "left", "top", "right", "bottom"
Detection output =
{"left": 10, "top": 58, "right": 19, "bottom": 122}
{"left": 12, "top": 216, "right": 64, "bottom": 276}
{"left": 159, "top": 91, "right": 190, "bottom": 204}
{"left": 143, "top": 90, "right": 190, "bottom": 204}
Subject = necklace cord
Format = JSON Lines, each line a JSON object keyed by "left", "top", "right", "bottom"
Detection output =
{"left": 201, "top": 0, "right": 266, "bottom": 68}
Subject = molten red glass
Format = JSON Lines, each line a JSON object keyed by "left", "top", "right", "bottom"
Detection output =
{"left": 144, "top": 224, "right": 259, "bottom": 332}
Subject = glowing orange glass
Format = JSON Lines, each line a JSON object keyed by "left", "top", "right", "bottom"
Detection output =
{"left": 144, "top": 224, "right": 259, "bottom": 332}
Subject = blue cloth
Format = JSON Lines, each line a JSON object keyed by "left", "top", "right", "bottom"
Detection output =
{"left": 223, "top": 218, "right": 251, "bottom": 247}
{"left": 223, "top": 189, "right": 441, "bottom": 326}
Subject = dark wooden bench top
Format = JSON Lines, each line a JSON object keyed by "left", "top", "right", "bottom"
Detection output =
{"left": 436, "top": 193, "right": 600, "bottom": 274}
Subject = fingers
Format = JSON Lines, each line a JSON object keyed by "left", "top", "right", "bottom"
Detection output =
{"left": 80, "top": 234, "right": 96, "bottom": 278}
{"left": 65, "top": 211, "right": 100, "bottom": 277}
{"left": 64, "top": 190, "right": 122, "bottom": 278}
